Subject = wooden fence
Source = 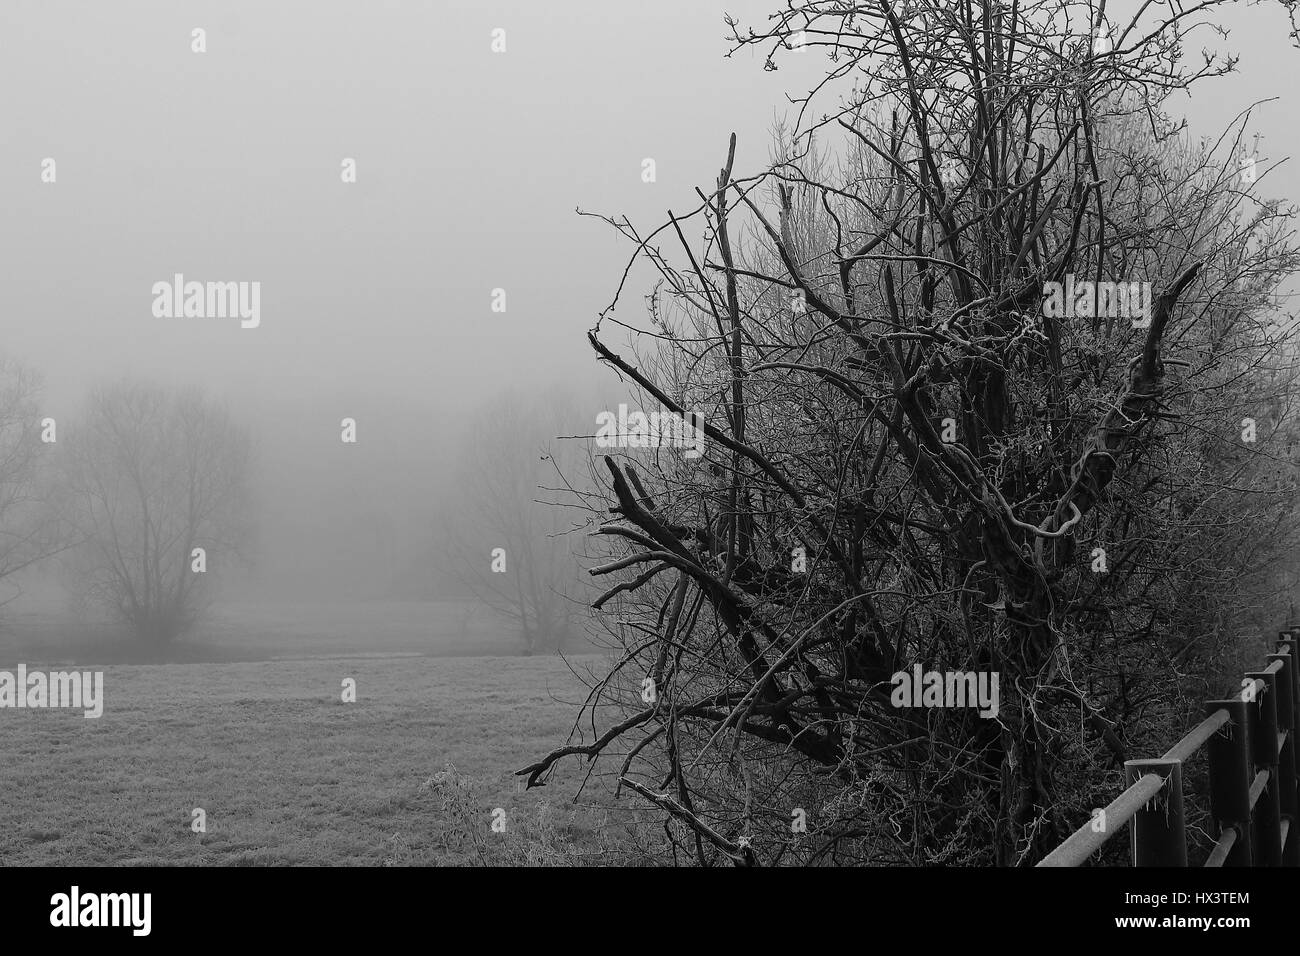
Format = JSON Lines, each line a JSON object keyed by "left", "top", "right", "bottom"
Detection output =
{"left": 1039, "top": 629, "right": 1300, "bottom": 866}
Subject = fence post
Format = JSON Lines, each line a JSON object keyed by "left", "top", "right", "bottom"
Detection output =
{"left": 1270, "top": 637, "right": 1299, "bottom": 865}
{"left": 1279, "top": 632, "right": 1300, "bottom": 706}
{"left": 1246, "top": 668, "right": 1282, "bottom": 866}
{"left": 1125, "top": 758, "right": 1186, "bottom": 866}
{"left": 1205, "top": 699, "right": 1254, "bottom": 867}
{"left": 1286, "top": 630, "right": 1300, "bottom": 848}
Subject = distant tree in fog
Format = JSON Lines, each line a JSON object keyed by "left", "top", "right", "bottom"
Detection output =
{"left": 441, "top": 390, "right": 591, "bottom": 655}
{"left": 0, "top": 354, "right": 64, "bottom": 602}
{"left": 59, "top": 382, "right": 253, "bottom": 644}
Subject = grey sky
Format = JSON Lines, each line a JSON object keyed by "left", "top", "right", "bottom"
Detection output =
{"left": 1, "top": 1, "right": 1293, "bottom": 408}
{"left": 0, "top": 1, "right": 814, "bottom": 415}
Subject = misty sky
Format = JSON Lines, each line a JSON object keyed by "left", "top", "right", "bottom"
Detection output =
{"left": 1, "top": 0, "right": 1297, "bottom": 599}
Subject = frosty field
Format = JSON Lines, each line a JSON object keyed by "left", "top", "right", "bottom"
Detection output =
{"left": 0, "top": 605, "right": 630, "bottom": 866}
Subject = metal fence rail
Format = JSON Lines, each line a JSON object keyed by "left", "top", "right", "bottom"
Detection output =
{"left": 1039, "top": 629, "right": 1300, "bottom": 867}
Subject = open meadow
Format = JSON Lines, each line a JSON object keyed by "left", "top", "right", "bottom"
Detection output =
{"left": 0, "top": 602, "right": 641, "bottom": 866}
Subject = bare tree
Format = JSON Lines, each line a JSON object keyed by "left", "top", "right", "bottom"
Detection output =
{"left": 441, "top": 389, "right": 591, "bottom": 655}
{"left": 0, "top": 354, "right": 65, "bottom": 606}
{"left": 522, "top": 0, "right": 1300, "bottom": 865}
{"left": 59, "top": 382, "right": 253, "bottom": 645}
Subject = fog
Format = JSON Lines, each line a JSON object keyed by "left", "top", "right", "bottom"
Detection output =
{"left": 1, "top": 0, "right": 1296, "bottom": 620}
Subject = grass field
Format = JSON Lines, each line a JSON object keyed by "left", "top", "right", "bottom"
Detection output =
{"left": 0, "top": 603, "right": 643, "bottom": 866}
